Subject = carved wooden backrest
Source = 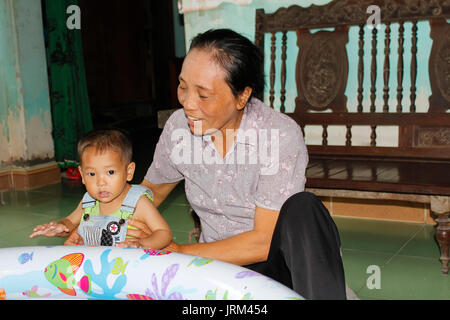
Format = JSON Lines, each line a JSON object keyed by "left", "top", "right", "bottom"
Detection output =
{"left": 255, "top": 0, "right": 450, "bottom": 160}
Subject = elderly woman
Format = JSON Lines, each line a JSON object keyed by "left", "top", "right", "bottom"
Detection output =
{"left": 125, "top": 29, "right": 347, "bottom": 300}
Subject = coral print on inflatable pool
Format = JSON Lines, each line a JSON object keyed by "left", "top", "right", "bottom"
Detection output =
{"left": 0, "top": 246, "right": 304, "bottom": 300}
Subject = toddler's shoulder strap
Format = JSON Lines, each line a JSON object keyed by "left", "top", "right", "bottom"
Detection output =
{"left": 81, "top": 192, "right": 96, "bottom": 208}
{"left": 120, "top": 185, "right": 154, "bottom": 214}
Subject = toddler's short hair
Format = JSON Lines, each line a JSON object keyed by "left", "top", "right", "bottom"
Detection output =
{"left": 77, "top": 129, "right": 132, "bottom": 165}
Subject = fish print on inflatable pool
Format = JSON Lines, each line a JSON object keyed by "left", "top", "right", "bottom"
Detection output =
{"left": 22, "top": 285, "right": 51, "bottom": 298}
{"left": 44, "top": 253, "right": 91, "bottom": 296}
{"left": 18, "top": 252, "right": 33, "bottom": 264}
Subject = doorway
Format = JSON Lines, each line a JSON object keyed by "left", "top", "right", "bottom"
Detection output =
{"left": 77, "top": 0, "right": 185, "bottom": 181}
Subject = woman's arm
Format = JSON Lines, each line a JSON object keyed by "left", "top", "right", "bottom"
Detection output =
{"left": 170, "top": 206, "right": 279, "bottom": 265}
{"left": 125, "top": 206, "right": 279, "bottom": 266}
{"left": 134, "top": 180, "right": 280, "bottom": 266}
{"left": 167, "top": 206, "right": 279, "bottom": 266}
{"left": 141, "top": 179, "right": 180, "bottom": 208}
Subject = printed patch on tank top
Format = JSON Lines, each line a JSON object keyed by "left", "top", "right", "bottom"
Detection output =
{"left": 78, "top": 215, "right": 129, "bottom": 246}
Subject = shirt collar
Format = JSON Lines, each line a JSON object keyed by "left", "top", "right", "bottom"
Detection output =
{"left": 235, "top": 98, "right": 257, "bottom": 147}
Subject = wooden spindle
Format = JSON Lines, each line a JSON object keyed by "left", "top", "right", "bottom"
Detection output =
{"left": 322, "top": 125, "right": 328, "bottom": 146}
{"left": 371, "top": 167, "right": 377, "bottom": 181}
{"left": 410, "top": 21, "right": 418, "bottom": 113}
{"left": 370, "top": 125, "right": 377, "bottom": 147}
{"left": 370, "top": 27, "right": 377, "bottom": 113}
{"left": 383, "top": 23, "right": 391, "bottom": 113}
{"left": 269, "top": 32, "right": 276, "bottom": 109}
{"left": 324, "top": 161, "right": 330, "bottom": 179}
{"left": 357, "top": 25, "right": 364, "bottom": 113}
{"left": 397, "top": 22, "right": 404, "bottom": 113}
{"left": 346, "top": 125, "right": 352, "bottom": 147}
{"left": 280, "top": 31, "right": 287, "bottom": 113}
{"left": 346, "top": 162, "right": 353, "bottom": 180}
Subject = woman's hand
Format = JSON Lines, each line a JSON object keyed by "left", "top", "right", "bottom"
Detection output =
{"left": 115, "top": 219, "right": 151, "bottom": 249}
{"left": 116, "top": 239, "right": 179, "bottom": 251}
{"left": 116, "top": 218, "right": 180, "bottom": 253}
{"left": 126, "top": 218, "right": 152, "bottom": 239}
{"left": 116, "top": 240, "right": 141, "bottom": 248}
{"left": 116, "top": 238, "right": 180, "bottom": 253}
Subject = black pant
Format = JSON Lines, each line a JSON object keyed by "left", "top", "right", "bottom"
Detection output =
{"left": 245, "top": 192, "right": 347, "bottom": 300}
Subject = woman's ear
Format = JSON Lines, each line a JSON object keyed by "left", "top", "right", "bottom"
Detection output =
{"left": 126, "top": 162, "right": 136, "bottom": 181}
{"left": 236, "top": 86, "right": 253, "bottom": 111}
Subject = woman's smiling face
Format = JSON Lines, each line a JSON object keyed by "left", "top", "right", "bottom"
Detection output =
{"left": 177, "top": 48, "right": 248, "bottom": 136}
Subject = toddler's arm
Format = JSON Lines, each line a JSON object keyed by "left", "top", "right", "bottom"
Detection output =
{"left": 29, "top": 201, "right": 83, "bottom": 239}
{"left": 128, "top": 196, "right": 172, "bottom": 249}
{"left": 29, "top": 220, "right": 71, "bottom": 238}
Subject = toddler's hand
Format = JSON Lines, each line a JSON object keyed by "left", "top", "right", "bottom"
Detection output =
{"left": 29, "top": 222, "right": 69, "bottom": 238}
{"left": 64, "top": 229, "right": 84, "bottom": 246}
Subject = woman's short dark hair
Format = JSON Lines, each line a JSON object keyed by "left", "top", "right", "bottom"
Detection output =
{"left": 189, "top": 28, "right": 265, "bottom": 99}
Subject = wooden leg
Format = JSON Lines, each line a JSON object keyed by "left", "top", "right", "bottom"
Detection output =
{"left": 430, "top": 196, "right": 450, "bottom": 275}
{"left": 435, "top": 212, "right": 449, "bottom": 275}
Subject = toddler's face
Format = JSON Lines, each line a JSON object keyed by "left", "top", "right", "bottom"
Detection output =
{"left": 78, "top": 147, "right": 135, "bottom": 205}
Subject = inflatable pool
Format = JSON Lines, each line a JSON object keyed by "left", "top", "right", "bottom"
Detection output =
{"left": 0, "top": 246, "right": 303, "bottom": 300}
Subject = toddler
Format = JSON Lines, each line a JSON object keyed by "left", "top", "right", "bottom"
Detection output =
{"left": 29, "top": 129, "right": 172, "bottom": 249}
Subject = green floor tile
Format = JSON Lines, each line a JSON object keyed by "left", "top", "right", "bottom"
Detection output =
{"left": 23, "top": 197, "right": 80, "bottom": 219}
{"left": 0, "top": 191, "right": 79, "bottom": 216}
{"left": 341, "top": 249, "right": 394, "bottom": 295}
{"left": 173, "top": 230, "right": 196, "bottom": 246}
{"left": 335, "top": 217, "right": 423, "bottom": 254}
{"left": 0, "top": 190, "right": 55, "bottom": 208}
{"left": 0, "top": 210, "right": 53, "bottom": 236}
{"left": 158, "top": 182, "right": 194, "bottom": 233}
{"left": 356, "top": 255, "right": 450, "bottom": 300}
{"left": 27, "top": 180, "right": 85, "bottom": 197}
{"left": 397, "top": 224, "right": 441, "bottom": 259}
{"left": 4, "top": 220, "right": 50, "bottom": 240}
{"left": 159, "top": 205, "right": 195, "bottom": 233}
{"left": 0, "top": 233, "right": 66, "bottom": 248}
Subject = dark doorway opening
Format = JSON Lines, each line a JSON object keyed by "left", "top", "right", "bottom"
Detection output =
{"left": 78, "top": 0, "right": 184, "bottom": 182}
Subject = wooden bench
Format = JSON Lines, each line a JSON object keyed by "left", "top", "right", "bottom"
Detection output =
{"left": 255, "top": 0, "right": 450, "bottom": 274}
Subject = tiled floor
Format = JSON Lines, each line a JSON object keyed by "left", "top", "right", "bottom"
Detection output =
{"left": 0, "top": 179, "right": 448, "bottom": 300}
